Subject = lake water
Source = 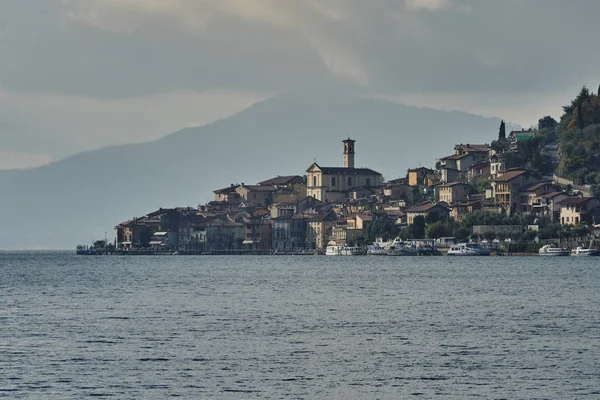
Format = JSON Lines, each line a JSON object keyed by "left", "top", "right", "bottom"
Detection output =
{"left": 1, "top": 252, "right": 600, "bottom": 399}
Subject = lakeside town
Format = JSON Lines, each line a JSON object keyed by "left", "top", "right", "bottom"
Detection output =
{"left": 80, "top": 117, "right": 600, "bottom": 256}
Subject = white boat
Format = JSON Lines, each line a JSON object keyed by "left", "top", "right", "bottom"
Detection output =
{"left": 325, "top": 241, "right": 365, "bottom": 256}
{"left": 367, "top": 241, "right": 389, "bottom": 256}
{"left": 447, "top": 243, "right": 491, "bottom": 256}
{"left": 367, "top": 238, "right": 419, "bottom": 256}
{"left": 570, "top": 247, "right": 599, "bottom": 256}
{"left": 538, "top": 244, "right": 570, "bottom": 256}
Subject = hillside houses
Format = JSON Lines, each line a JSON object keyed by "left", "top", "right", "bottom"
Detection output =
{"left": 114, "top": 129, "right": 600, "bottom": 252}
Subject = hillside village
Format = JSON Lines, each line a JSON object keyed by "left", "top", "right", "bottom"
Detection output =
{"left": 110, "top": 121, "right": 600, "bottom": 253}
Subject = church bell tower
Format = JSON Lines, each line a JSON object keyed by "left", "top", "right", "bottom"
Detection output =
{"left": 343, "top": 138, "right": 356, "bottom": 168}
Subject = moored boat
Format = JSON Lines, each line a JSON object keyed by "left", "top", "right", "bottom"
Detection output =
{"left": 325, "top": 241, "right": 365, "bottom": 256}
{"left": 447, "top": 242, "right": 490, "bottom": 256}
{"left": 570, "top": 247, "right": 599, "bottom": 256}
{"left": 538, "top": 244, "right": 570, "bottom": 256}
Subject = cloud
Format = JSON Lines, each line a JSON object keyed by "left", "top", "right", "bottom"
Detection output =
{"left": 1, "top": 0, "right": 600, "bottom": 162}
{"left": 1, "top": 0, "right": 599, "bottom": 100}
{"left": 406, "top": 0, "right": 451, "bottom": 11}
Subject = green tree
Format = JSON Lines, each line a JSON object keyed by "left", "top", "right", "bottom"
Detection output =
{"left": 425, "top": 221, "right": 446, "bottom": 239}
{"left": 484, "top": 232, "right": 496, "bottom": 242}
{"left": 454, "top": 227, "right": 471, "bottom": 241}
{"left": 577, "top": 102, "right": 585, "bottom": 130}
{"left": 409, "top": 216, "right": 426, "bottom": 239}
{"left": 538, "top": 116, "right": 557, "bottom": 130}
{"left": 93, "top": 240, "right": 107, "bottom": 248}
{"left": 523, "top": 230, "right": 537, "bottom": 242}
{"left": 499, "top": 120, "right": 506, "bottom": 140}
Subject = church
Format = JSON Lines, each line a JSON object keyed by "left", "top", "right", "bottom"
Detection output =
{"left": 306, "top": 139, "right": 383, "bottom": 202}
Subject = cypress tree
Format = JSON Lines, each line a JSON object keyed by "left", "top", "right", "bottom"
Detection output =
{"left": 499, "top": 120, "right": 506, "bottom": 140}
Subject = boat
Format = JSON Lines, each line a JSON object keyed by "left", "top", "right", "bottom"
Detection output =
{"left": 538, "top": 244, "right": 570, "bottom": 256}
{"left": 386, "top": 245, "right": 409, "bottom": 256}
{"left": 570, "top": 247, "right": 599, "bottom": 256}
{"left": 367, "top": 238, "right": 419, "bottom": 256}
{"left": 367, "top": 241, "right": 389, "bottom": 256}
{"left": 325, "top": 241, "right": 365, "bottom": 256}
{"left": 447, "top": 242, "right": 491, "bottom": 256}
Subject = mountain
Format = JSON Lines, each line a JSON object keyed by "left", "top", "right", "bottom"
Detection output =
{"left": 0, "top": 91, "right": 514, "bottom": 249}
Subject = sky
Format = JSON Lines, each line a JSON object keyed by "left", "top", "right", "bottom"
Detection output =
{"left": 1, "top": 0, "right": 600, "bottom": 169}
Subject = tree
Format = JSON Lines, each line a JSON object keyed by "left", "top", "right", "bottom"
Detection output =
{"left": 523, "top": 230, "right": 537, "bottom": 242}
{"left": 577, "top": 101, "right": 585, "bottom": 130}
{"left": 454, "top": 227, "right": 471, "bottom": 241}
{"left": 93, "top": 240, "right": 107, "bottom": 248}
{"left": 484, "top": 232, "right": 496, "bottom": 242}
{"left": 425, "top": 221, "right": 446, "bottom": 239}
{"left": 499, "top": 120, "right": 506, "bottom": 140}
{"left": 409, "top": 216, "right": 426, "bottom": 239}
{"left": 538, "top": 116, "right": 557, "bottom": 130}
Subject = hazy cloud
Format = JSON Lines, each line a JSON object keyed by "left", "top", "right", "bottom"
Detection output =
{"left": 1, "top": 0, "right": 596, "bottom": 98}
{"left": 1, "top": 0, "right": 600, "bottom": 168}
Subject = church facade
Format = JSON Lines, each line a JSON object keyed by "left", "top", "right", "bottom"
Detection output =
{"left": 306, "top": 139, "right": 383, "bottom": 202}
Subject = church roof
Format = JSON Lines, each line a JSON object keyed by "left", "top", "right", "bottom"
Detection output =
{"left": 307, "top": 163, "right": 381, "bottom": 176}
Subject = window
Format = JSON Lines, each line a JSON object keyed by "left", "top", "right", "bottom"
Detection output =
{"left": 313, "top": 176, "right": 317, "bottom": 187}
{"left": 332, "top": 177, "right": 336, "bottom": 186}
{"left": 348, "top": 177, "right": 352, "bottom": 187}
{"left": 366, "top": 178, "right": 371, "bottom": 186}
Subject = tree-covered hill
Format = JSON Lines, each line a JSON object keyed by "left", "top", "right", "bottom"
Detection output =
{"left": 556, "top": 86, "right": 600, "bottom": 189}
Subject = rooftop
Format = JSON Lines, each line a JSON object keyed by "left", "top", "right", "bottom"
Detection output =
{"left": 213, "top": 184, "right": 240, "bottom": 194}
{"left": 454, "top": 144, "right": 490, "bottom": 153}
{"left": 558, "top": 197, "right": 598, "bottom": 206}
{"left": 238, "top": 184, "right": 278, "bottom": 192}
{"left": 491, "top": 169, "right": 527, "bottom": 182}
{"left": 258, "top": 175, "right": 305, "bottom": 186}
{"left": 317, "top": 166, "right": 382, "bottom": 176}
{"left": 521, "top": 182, "right": 556, "bottom": 192}
{"left": 406, "top": 202, "right": 446, "bottom": 213}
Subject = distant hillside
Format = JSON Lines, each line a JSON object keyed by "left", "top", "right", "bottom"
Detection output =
{"left": 0, "top": 91, "right": 512, "bottom": 249}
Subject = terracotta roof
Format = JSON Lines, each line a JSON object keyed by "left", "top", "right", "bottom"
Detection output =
{"left": 521, "top": 182, "right": 556, "bottom": 192}
{"left": 238, "top": 185, "right": 277, "bottom": 192}
{"left": 439, "top": 182, "right": 469, "bottom": 188}
{"left": 258, "top": 175, "right": 305, "bottom": 186}
{"left": 491, "top": 170, "right": 527, "bottom": 182}
{"left": 558, "top": 197, "right": 598, "bottom": 206}
{"left": 253, "top": 209, "right": 271, "bottom": 217}
{"left": 406, "top": 202, "right": 446, "bottom": 213}
{"left": 540, "top": 191, "right": 564, "bottom": 199}
{"left": 213, "top": 185, "right": 240, "bottom": 194}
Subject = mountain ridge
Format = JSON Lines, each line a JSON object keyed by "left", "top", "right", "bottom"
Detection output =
{"left": 0, "top": 92, "right": 515, "bottom": 249}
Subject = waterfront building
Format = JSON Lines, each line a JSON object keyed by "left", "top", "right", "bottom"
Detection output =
{"left": 559, "top": 196, "right": 600, "bottom": 225}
